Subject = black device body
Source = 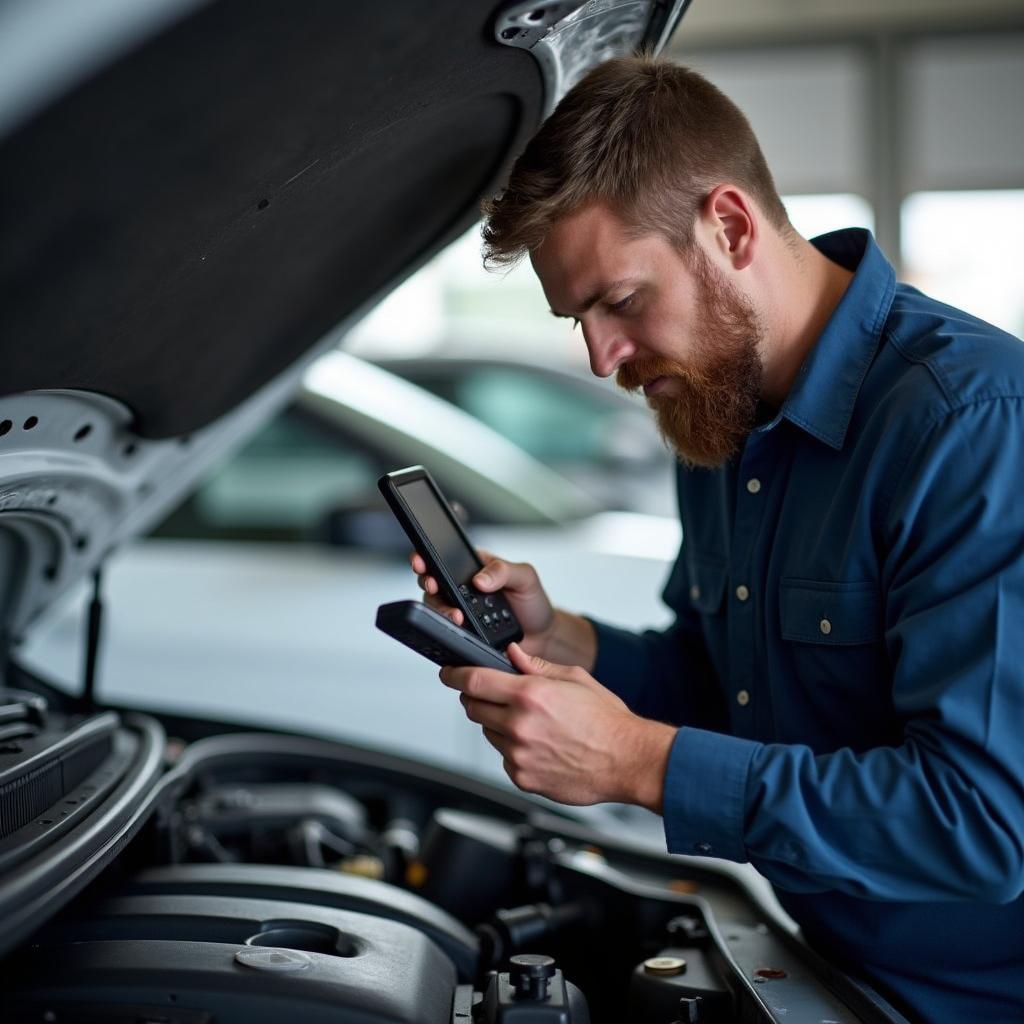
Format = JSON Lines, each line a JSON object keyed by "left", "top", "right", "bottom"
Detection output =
{"left": 376, "top": 601, "right": 516, "bottom": 672}
{"left": 378, "top": 466, "right": 524, "bottom": 648}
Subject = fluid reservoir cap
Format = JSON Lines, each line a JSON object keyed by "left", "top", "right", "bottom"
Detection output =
{"left": 644, "top": 956, "right": 687, "bottom": 976}
{"left": 235, "top": 948, "right": 313, "bottom": 973}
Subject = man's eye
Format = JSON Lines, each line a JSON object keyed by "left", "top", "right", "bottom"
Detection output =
{"left": 609, "top": 295, "right": 633, "bottom": 313}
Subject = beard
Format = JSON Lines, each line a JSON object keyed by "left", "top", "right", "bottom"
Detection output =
{"left": 615, "top": 249, "right": 764, "bottom": 469}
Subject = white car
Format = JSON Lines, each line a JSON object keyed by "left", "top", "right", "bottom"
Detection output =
{"left": 20, "top": 351, "right": 681, "bottom": 781}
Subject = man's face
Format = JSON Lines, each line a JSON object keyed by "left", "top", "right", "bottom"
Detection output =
{"left": 531, "top": 203, "right": 764, "bottom": 468}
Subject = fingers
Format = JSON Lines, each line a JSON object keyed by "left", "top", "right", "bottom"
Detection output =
{"left": 411, "top": 557, "right": 439, "bottom": 598}
{"left": 410, "top": 553, "right": 441, "bottom": 596}
{"left": 481, "top": 726, "right": 510, "bottom": 756}
{"left": 506, "top": 642, "right": 543, "bottom": 675}
{"left": 423, "top": 591, "right": 462, "bottom": 625}
{"left": 472, "top": 560, "right": 507, "bottom": 591}
{"left": 506, "top": 642, "right": 587, "bottom": 683}
{"left": 425, "top": 595, "right": 463, "bottom": 626}
{"left": 413, "top": 548, "right": 533, "bottom": 599}
{"left": 409, "top": 553, "right": 436, "bottom": 595}
{"left": 440, "top": 665, "right": 519, "bottom": 702}
{"left": 472, "top": 555, "right": 535, "bottom": 594}
{"left": 409, "top": 552, "right": 463, "bottom": 624}
{"left": 460, "top": 693, "right": 512, "bottom": 733}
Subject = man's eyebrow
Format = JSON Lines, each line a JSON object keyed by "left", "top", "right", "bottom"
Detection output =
{"left": 549, "top": 278, "right": 638, "bottom": 319}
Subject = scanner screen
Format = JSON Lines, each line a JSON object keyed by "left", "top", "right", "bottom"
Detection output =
{"left": 400, "top": 480, "right": 478, "bottom": 585}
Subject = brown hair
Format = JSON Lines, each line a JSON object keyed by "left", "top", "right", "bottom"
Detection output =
{"left": 482, "top": 55, "right": 790, "bottom": 268}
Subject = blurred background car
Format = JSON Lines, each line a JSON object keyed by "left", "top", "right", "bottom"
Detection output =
{"left": 369, "top": 353, "right": 677, "bottom": 516}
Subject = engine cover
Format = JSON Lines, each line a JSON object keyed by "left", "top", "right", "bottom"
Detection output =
{"left": 5, "top": 894, "right": 457, "bottom": 1024}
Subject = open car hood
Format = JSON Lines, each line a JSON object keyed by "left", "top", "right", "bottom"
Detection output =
{"left": 0, "top": 0, "right": 689, "bottom": 645}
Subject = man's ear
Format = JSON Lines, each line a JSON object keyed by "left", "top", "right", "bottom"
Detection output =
{"left": 701, "top": 184, "right": 757, "bottom": 271}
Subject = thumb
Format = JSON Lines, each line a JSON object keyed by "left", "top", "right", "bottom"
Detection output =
{"left": 507, "top": 642, "right": 567, "bottom": 678}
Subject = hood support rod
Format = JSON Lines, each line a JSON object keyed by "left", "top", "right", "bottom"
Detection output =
{"left": 82, "top": 567, "right": 104, "bottom": 709}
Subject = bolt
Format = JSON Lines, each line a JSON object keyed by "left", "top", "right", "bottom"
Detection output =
{"left": 673, "top": 995, "right": 703, "bottom": 1023}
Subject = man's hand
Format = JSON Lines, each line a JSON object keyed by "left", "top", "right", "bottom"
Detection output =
{"left": 440, "top": 643, "right": 676, "bottom": 810}
{"left": 410, "top": 550, "right": 596, "bottom": 668}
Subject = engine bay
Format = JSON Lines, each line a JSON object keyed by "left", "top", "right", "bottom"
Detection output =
{"left": 0, "top": 697, "right": 898, "bottom": 1023}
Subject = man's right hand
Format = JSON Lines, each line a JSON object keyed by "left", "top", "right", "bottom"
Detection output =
{"left": 409, "top": 549, "right": 597, "bottom": 669}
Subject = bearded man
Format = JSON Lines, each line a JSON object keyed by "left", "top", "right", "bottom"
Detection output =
{"left": 410, "top": 56, "right": 1024, "bottom": 1021}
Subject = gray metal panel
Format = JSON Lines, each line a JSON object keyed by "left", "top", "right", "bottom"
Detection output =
{"left": 673, "top": 46, "right": 871, "bottom": 198}
{"left": 904, "top": 33, "right": 1024, "bottom": 192}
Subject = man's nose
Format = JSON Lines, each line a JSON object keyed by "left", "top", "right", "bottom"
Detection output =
{"left": 583, "top": 321, "right": 635, "bottom": 378}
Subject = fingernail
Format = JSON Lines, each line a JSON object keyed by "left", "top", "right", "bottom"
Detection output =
{"left": 476, "top": 572, "right": 491, "bottom": 586}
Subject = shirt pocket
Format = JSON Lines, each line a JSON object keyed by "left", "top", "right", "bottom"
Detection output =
{"left": 780, "top": 579, "right": 882, "bottom": 644}
{"left": 779, "top": 579, "right": 887, "bottom": 701}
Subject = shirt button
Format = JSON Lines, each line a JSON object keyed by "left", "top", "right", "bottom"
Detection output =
{"left": 819, "top": 618, "right": 832, "bottom": 636}
{"left": 736, "top": 690, "right": 750, "bottom": 706}
{"left": 746, "top": 478, "right": 762, "bottom": 494}
{"left": 694, "top": 841, "right": 712, "bottom": 854}
{"left": 735, "top": 584, "right": 750, "bottom": 602}
{"left": 690, "top": 584, "right": 701, "bottom": 601}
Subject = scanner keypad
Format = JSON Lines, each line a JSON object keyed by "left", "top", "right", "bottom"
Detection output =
{"left": 458, "top": 583, "right": 519, "bottom": 643}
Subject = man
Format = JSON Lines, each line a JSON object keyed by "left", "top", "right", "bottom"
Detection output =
{"left": 411, "top": 57, "right": 1024, "bottom": 1020}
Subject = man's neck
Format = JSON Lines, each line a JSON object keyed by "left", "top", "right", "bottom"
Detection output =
{"left": 758, "top": 233, "right": 854, "bottom": 408}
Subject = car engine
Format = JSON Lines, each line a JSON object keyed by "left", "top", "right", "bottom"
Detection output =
{"left": 0, "top": 696, "right": 899, "bottom": 1023}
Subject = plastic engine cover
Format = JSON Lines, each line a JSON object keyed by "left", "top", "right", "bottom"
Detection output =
{"left": 3, "top": 894, "right": 457, "bottom": 1023}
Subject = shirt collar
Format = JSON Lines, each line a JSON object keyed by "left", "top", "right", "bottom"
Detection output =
{"left": 763, "top": 228, "right": 896, "bottom": 451}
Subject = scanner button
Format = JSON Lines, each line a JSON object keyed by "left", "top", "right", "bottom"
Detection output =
{"left": 484, "top": 596, "right": 495, "bottom": 608}
{"left": 501, "top": 609, "right": 511, "bottom": 620}
{"left": 482, "top": 614, "right": 492, "bottom": 625}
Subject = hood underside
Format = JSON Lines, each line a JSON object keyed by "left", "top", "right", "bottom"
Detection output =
{"left": 0, "top": 0, "right": 544, "bottom": 440}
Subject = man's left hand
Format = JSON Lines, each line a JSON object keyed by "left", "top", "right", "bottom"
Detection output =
{"left": 440, "top": 643, "right": 676, "bottom": 809}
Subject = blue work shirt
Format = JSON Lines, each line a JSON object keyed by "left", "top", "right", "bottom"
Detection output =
{"left": 589, "top": 229, "right": 1024, "bottom": 1022}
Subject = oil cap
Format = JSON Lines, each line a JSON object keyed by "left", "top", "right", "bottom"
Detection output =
{"left": 509, "top": 953, "right": 557, "bottom": 1000}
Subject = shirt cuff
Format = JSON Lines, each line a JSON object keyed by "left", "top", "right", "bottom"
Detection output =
{"left": 662, "top": 726, "right": 762, "bottom": 863}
